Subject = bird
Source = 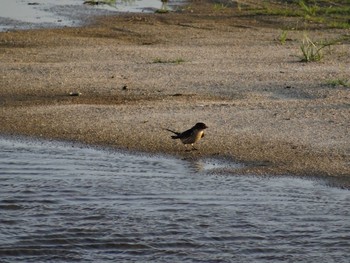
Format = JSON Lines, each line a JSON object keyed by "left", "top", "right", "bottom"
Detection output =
{"left": 165, "top": 122, "right": 208, "bottom": 150}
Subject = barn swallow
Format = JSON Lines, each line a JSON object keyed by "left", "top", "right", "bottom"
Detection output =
{"left": 165, "top": 122, "right": 208, "bottom": 150}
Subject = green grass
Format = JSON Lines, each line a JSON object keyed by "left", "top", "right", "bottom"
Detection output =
{"left": 245, "top": 0, "right": 350, "bottom": 29}
{"left": 213, "top": 3, "right": 228, "bottom": 12}
{"left": 279, "top": 30, "right": 289, "bottom": 45}
{"left": 327, "top": 78, "right": 350, "bottom": 88}
{"left": 299, "top": 34, "right": 342, "bottom": 62}
{"left": 300, "top": 35, "right": 323, "bottom": 62}
{"left": 155, "top": 9, "right": 169, "bottom": 14}
{"left": 298, "top": 0, "right": 318, "bottom": 16}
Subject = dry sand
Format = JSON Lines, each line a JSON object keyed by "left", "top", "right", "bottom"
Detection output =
{"left": 0, "top": 1, "right": 349, "bottom": 178}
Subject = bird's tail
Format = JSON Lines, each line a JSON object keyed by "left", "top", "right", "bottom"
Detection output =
{"left": 164, "top": 128, "right": 180, "bottom": 139}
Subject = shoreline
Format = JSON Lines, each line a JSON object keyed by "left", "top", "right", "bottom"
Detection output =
{"left": 1, "top": 1, "right": 349, "bottom": 178}
{"left": 2, "top": 133, "right": 350, "bottom": 189}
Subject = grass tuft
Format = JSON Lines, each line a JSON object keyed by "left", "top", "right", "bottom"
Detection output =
{"left": 213, "top": 3, "right": 228, "bottom": 12}
{"left": 299, "top": 34, "right": 342, "bottom": 62}
{"left": 298, "top": 0, "right": 318, "bottom": 17}
{"left": 300, "top": 35, "right": 323, "bottom": 62}
{"left": 279, "top": 30, "right": 289, "bottom": 45}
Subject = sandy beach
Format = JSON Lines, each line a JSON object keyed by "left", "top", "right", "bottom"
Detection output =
{"left": 0, "top": 0, "right": 349, "bottom": 178}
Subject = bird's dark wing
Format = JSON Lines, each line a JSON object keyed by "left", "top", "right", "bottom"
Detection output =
{"left": 176, "top": 128, "right": 194, "bottom": 139}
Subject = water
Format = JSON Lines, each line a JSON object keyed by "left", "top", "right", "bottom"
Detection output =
{"left": 0, "top": 0, "right": 184, "bottom": 31}
{"left": 89, "top": 0, "right": 181, "bottom": 13}
{"left": 0, "top": 137, "right": 349, "bottom": 262}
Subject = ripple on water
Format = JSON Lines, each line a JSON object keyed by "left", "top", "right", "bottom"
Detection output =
{"left": 0, "top": 137, "right": 349, "bottom": 262}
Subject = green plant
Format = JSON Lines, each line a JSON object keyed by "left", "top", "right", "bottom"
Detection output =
{"left": 155, "top": 9, "right": 169, "bottom": 14}
{"left": 247, "top": 0, "right": 350, "bottom": 29}
{"left": 327, "top": 78, "right": 350, "bottom": 88}
{"left": 300, "top": 35, "right": 322, "bottom": 62}
{"left": 213, "top": 3, "right": 228, "bottom": 12}
{"left": 279, "top": 30, "right": 289, "bottom": 45}
{"left": 155, "top": 0, "right": 169, "bottom": 13}
{"left": 299, "top": 34, "right": 340, "bottom": 62}
{"left": 298, "top": 0, "right": 318, "bottom": 17}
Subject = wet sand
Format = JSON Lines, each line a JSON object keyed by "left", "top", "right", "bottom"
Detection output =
{"left": 0, "top": 1, "right": 349, "bottom": 177}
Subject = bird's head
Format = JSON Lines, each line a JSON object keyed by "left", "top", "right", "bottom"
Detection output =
{"left": 194, "top": 122, "right": 208, "bottom": 130}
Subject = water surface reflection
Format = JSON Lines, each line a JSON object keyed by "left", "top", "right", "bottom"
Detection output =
{"left": 0, "top": 0, "right": 184, "bottom": 32}
{"left": 0, "top": 137, "right": 349, "bottom": 262}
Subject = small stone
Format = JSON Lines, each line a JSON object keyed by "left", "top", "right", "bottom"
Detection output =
{"left": 69, "top": 91, "right": 81, "bottom": 96}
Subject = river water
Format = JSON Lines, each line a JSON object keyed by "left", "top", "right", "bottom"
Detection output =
{"left": 0, "top": 137, "right": 349, "bottom": 262}
{"left": 0, "top": 0, "right": 184, "bottom": 32}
